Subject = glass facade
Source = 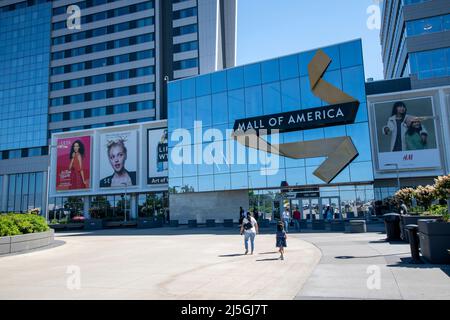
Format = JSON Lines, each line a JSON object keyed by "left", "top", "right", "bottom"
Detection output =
{"left": 410, "top": 48, "right": 450, "bottom": 80}
{"left": 168, "top": 40, "right": 374, "bottom": 194}
{"left": 48, "top": 192, "right": 169, "bottom": 222}
{"left": 6, "top": 172, "right": 44, "bottom": 213}
{"left": 0, "top": 2, "right": 51, "bottom": 151}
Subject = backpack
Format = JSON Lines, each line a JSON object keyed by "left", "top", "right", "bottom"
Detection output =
{"left": 243, "top": 218, "right": 253, "bottom": 231}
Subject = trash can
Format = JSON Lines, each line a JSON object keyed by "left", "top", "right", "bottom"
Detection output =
{"left": 383, "top": 213, "right": 401, "bottom": 241}
{"left": 405, "top": 224, "right": 422, "bottom": 263}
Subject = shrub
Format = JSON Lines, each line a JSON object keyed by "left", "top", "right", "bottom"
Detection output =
{"left": 434, "top": 174, "right": 450, "bottom": 200}
{"left": 394, "top": 188, "right": 415, "bottom": 206}
{"left": 428, "top": 204, "right": 447, "bottom": 217}
{"left": 413, "top": 185, "right": 436, "bottom": 210}
{"left": 0, "top": 213, "right": 49, "bottom": 237}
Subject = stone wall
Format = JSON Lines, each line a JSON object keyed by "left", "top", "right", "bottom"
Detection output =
{"left": 169, "top": 190, "right": 249, "bottom": 224}
{"left": 0, "top": 230, "right": 54, "bottom": 255}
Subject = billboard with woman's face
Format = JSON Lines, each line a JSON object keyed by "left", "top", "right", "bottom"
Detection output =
{"left": 373, "top": 97, "right": 441, "bottom": 170}
{"left": 99, "top": 130, "right": 138, "bottom": 188}
{"left": 56, "top": 136, "right": 91, "bottom": 191}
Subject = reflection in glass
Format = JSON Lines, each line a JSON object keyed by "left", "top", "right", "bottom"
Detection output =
{"left": 261, "top": 59, "right": 280, "bottom": 84}
{"left": 244, "top": 63, "right": 262, "bottom": 87}
{"left": 281, "top": 78, "right": 301, "bottom": 112}
{"left": 245, "top": 86, "right": 263, "bottom": 117}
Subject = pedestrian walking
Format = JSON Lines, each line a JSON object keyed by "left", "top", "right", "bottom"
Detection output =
{"left": 282, "top": 207, "right": 290, "bottom": 233}
{"left": 240, "top": 211, "right": 258, "bottom": 255}
{"left": 276, "top": 222, "right": 287, "bottom": 260}
{"left": 239, "top": 206, "right": 245, "bottom": 226}
{"left": 293, "top": 207, "right": 301, "bottom": 230}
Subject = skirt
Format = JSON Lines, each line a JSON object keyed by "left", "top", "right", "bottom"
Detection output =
{"left": 276, "top": 237, "right": 287, "bottom": 248}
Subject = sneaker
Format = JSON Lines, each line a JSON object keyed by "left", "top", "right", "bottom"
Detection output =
{"left": 245, "top": 250, "right": 248, "bottom": 255}
{"left": 250, "top": 251, "right": 254, "bottom": 255}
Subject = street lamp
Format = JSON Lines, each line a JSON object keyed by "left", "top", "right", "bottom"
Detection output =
{"left": 385, "top": 163, "right": 400, "bottom": 191}
{"left": 121, "top": 182, "right": 128, "bottom": 222}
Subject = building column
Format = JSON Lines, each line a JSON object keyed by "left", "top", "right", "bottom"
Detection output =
{"left": 42, "top": 171, "right": 48, "bottom": 217}
{"left": 1, "top": 175, "right": 8, "bottom": 212}
{"left": 84, "top": 196, "right": 90, "bottom": 219}
{"left": 130, "top": 194, "right": 137, "bottom": 220}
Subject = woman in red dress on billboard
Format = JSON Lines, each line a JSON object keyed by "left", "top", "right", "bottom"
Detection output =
{"left": 69, "top": 140, "right": 88, "bottom": 189}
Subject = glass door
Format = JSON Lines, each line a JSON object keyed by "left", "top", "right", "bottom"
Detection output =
{"left": 321, "top": 197, "right": 341, "bottom": 220}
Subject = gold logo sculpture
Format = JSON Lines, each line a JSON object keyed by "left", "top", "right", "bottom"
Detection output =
{"left": 232, "top": 50, "right": 360, "bottom": 184}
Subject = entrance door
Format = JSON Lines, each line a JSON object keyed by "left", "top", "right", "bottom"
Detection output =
{"left": 321, "top": 197, "right": 341, "bottom": 220}
{"left": 299, "top": 198, "right": 321, "bottom": 222}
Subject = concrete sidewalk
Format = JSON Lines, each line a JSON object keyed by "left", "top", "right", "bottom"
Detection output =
{"left": 0, "top": 228, "right": 320, "bottom": 300}
{"left": 294, "top": 231, "right": 450, "bottom": 300}
{"left": 0, "top": 226, "right": 449, "bottom": 300}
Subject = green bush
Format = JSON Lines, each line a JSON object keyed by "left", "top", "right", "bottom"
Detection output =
{"left": 0, "top": 213, "right": 49, "bottom": 237}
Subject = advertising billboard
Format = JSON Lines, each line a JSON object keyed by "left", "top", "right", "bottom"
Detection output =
{"left": 147, "top": 128, "right": 168, "bottom": 184}
{"left": 99, "top": 130, "right": 138, "bottom": 188}
{"left": 373, "top": 97, "right": 441, "bottom": 170}
{"left": 56, "top": 136, "right": 91, "bottom": 191}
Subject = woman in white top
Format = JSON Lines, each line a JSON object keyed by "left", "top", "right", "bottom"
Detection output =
{"left": 240, "top": 212, "right": 259, "bottom": 255}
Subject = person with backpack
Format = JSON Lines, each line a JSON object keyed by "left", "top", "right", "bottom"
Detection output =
{"left": 240, "top": 211, "right": 258, "bottom": 255}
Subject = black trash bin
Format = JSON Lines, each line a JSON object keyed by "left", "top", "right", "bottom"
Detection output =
{"left": 405, "top": 224, "right": 422, "bottom": 264}
{"left": 383, "top": 213, "right": 401, "bottom": 241}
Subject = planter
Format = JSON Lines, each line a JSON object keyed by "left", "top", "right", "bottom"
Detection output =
{"left": 84, "top": 219, "right": 103, "bottom": 230}
{"left": 259, "top": 219, "right": 270, "bottom": 228}
{"left": 49, "top": 224, "right": 67, "bottom": 231}
{"left": 188, "top": 220, "right": 197, "bottom": 228}
{"left": 349, "top": 220, "right": 367, "bottom": 233}
{"left": 418, "top": 219, "right": 450, "bottom": 264}
{"left": 330, "top": 221, "right": 345, "bottom": 232}
{"left": 223, "top": 219, "right": 234, "bottom": 228}
{"left": 206, "top": 219, "right": 216, "bottom": 228}
{"left": 312, "top": 220, "right": 325, "bottom": 230}
{"left": 400, "top": 215, "right": 442, "bottom": 243}
{"left": 1, "top": 230, "right": 54, "bottom": 255}
{"left": 137, "top": 217, "right": 163, "bottom": 229}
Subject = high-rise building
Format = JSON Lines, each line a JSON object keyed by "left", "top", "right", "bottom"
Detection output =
{"left": 380, "top": 0, "right": 450, "bottom": 88}
{"left": 0, "top": 0, "right": 237, "bottom": 214}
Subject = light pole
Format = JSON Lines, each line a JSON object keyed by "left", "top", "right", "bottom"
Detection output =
{"left": 45, "top": 145, "right": 58, "bottom": 222}
{"left": 385, "top": 163, "right": 400, "bottom": 191}
{"left": 121, "top": 182, "right": 128, "bottom": 222}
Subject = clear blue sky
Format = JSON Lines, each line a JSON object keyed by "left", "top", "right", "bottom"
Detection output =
{"left": 236, "top": 0, "right": 384, "bottom": 80}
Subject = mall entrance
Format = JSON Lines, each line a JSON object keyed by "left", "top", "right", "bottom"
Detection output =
{"left": 289, "top": 197, "right": 341, "bottom": 221}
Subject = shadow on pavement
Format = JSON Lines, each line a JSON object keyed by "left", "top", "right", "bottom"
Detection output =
{"left": 218, "top": 253, "right": 246, "bottom": 257}
{"left": 335, "top": 252, "right": 411, "bottom": 260}
{"left": 256, "top": 257, "right": 281, "bottom": 262}
{"left": 387, "top": 257, "right": 450, "bottom": 276}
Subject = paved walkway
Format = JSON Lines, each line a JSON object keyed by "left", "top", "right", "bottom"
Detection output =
{"left": 0, "top": 227, "right": 320, "bottom": 300}
{"left": 294, "top": 228, "right": 450, "bottom": 300}
{"left": 0, "top": 225, "right": 449, "bottom": 300}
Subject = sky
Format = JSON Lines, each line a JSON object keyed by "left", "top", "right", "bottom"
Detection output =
{"left": 236, "top": 0, "right": 384, "bottom": 80}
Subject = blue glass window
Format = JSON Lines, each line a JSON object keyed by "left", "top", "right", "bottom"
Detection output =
{"left": 212, "top": 93, "right": 228, "bottom": 125}
{"left": 261, "top": 59, "right": 280, "bottom": 84}
{"left": 245, "top": 86, "right": 263, "bottom": 118}
{"left": 211, "top": 71, "right": 227, "bottom": 93}
{"left": 227, "top": 67, "right": 244, "bottom": 90}
{"left": 244, "top": 64, "right": 262, "bottom": 87}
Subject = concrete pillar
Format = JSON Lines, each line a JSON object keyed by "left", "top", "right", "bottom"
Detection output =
{"left": 42, "top": 171, "right": 48, "bottom": 218}
{"left": 130, "top": 194, "right": 137, "bottom": 220}
{"left": 1, "top": 175, "right": 8, "bottom": 212}
{"left": 84, "top": 196, "right": 91, "bottom": 219}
